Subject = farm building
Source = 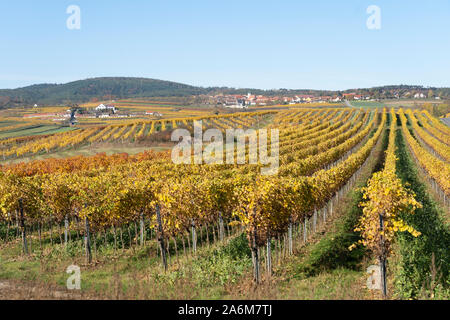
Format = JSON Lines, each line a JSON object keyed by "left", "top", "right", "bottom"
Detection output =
{"left": 95, "top": 104, "right": 117, "bottom": 113}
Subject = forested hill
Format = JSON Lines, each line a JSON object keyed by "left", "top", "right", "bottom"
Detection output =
{"left": 0, "top": 77, "right": 210, "bottom": 106}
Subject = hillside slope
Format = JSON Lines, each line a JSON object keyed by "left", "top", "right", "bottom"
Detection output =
{"left": 0, "top": 77, "right": 208, "bottom": 106}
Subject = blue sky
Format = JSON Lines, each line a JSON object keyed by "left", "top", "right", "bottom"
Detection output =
{"left": 0, "top": 0, "right": 449, "bottom": 90}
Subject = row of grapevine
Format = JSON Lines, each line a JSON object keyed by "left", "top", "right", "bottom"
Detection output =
{"left": 278, "top": 110, "right": 361, "bottom": 157}
{"left": 421, "top": 110, "right": 450, "bottom": 137}
{"left": 405, "top": 109, "right": 450, "bottom": 162}
{"left": 279, "top": 110, "right": 375, "bottom": 176}
{"left": 399, "top": 108, "right": 450, "bottom": 201}
{"left": 354, "top": 108, "right": 422, "bottom": 296}
{"left": 414, "top": 111, "right": 450, "bottom": 146}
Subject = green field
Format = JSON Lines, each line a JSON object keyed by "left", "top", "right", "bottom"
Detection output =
{"left": 0, "top": 121, "right": 21, "bottom": 128}
{"left": 0, "top": 125, "right": 75, "bottom": 139}
{"left": 349, "top": 101, "right": 386, "bottom": 108}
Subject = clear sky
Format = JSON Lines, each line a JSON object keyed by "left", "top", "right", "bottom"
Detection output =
{"left": 0, "top": 0, "right": 449, "bottom": 90}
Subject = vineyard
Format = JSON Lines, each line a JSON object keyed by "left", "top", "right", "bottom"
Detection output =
{"left": 0, "top": 106, "right": 448, "bottom": 300}
{"left": 0, "top": 111, "right": 275, "bottom": 160}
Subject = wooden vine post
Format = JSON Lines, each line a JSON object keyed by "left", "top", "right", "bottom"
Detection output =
{"left": 19, "top": 198, "right": 28, "bottom": 255}
{"left": 15, "top": 211, "right": 19, "bottom": 237}
{"left": 379, "top": 212, "right": 387, "bottom": 298}
{"left": 313, "top": 208, "right": 317, "bottom": 232}
{"left": 266, "top": 236, "right": 272, "bottom": 278}
{"left": 139, "top": 210, "right": 144, "bottom": 246}
{"left": 191, "top": 219, "right": 197, "bottom": 253}
{"left": 303, "top": 217, "right": 308, "bottom": 242}
{"left": 84, "top": 216, "right": 92, "bottom": 263}
{"left": 218, "top": 212, "right": 225, "bottom": 242}
{"left": 252, "top": 227, "right": 260, "bottom": 284}
{"left": 64, "top": 214, "right": 69, "bottom": 247}
{"left": 5, "top": 214, "right": 10, "bottom": 243}
{"left": 288, "top": 216, "right": 293, "bottom": 255}
{"left": 156, "top": 204, "right": 167, "bottom": 271}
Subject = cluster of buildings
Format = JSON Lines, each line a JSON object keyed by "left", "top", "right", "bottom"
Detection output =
{"left": 24, "top": 103, "right": 167, "bottom": 122}
{"left": 212, "top": 93, "right": 373, "bottom": 108}
{"left": 341, "top": 93, "right": 371, "bottom": 100}
{"left": 214, "top": 93, "right": 278, "bottom": 108}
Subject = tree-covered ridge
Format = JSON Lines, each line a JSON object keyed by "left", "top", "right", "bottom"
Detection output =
{"left": 0, "top": 77, "right": 208, "bottom": 107}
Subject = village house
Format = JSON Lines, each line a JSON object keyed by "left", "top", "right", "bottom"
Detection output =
{"left": 95, "top": 104, "right": 117, "bottom": 113}
{"left": 413, "top": 93, "right": 426, "bottom": 99}
{"left": 332, "top": 96, "right": 342, "bottom": 102}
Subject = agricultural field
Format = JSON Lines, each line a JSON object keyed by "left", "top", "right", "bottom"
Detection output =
{"left": 0, "top": 106, "right": 277, "bottom": 162}
{"left": 0, "top": 105, "right": 448, "bottom": 301}
{"left": 350, "top": 101, "right": 386, "bottom": 109}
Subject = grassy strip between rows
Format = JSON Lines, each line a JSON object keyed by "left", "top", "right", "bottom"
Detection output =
{"left": 295, "top": 127, "right": 388, "bottom": 277}
{"left": 390, "top": 124, "right": 450, "bottom": 299}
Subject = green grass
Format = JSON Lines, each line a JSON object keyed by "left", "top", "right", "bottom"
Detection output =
{"left": 296, "top": 192, "right": 367, "bottom": 276}
{"left": 293, "top": 125, "right": 388, "bottom": 277}
{"left": 350, "top": 101, "right": 386, "bottom": 108}
{"left": 391, "top": 125, "right": 450, "bottom": 299}
{"left": 0, "top": 227, "right": 252, "bottom": 299}
{"left": 273, "top": 268, "right": 368, "bottom": 300}
{"left": 0, "top": 125, "right": 75, "bottom": 139}
{"left": 0, "top": 121, "right": 21, "bottom": 128}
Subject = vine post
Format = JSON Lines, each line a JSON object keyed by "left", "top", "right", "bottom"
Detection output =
{"left": 288, "top": 216, "right": 293, "bottom": 255}
{"left": 252, "top": 227, "right": 260, "bottom": 284}
{"left": 266, "top": 236, "right": 272, "bottom": 278}
{"left": 64, "top": 214, "right": 69, "bottom": 247}
{"left": 85, "top": 216, "right": 92, "bottom": 264}
{"left": 139, "top": 210, "right": 144, "bottom": 246}
{"left": 218, "top": 212, "right": 225, "bottom": 241}
{"left": 156, "top": 204, "right": 167, "bottom": 271}
{"left": 19, "top": 198, "right": 28, "bottom": 255}
{"left": 191, "top": 219, "right": 197, "bottom": 253}
{"left": 379, "top": 212, "right": 387, "bottom": 298}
